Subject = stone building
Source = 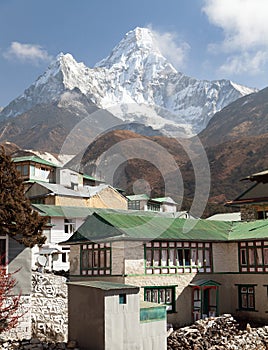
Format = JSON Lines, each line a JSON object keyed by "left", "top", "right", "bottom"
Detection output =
{"left": 126, "top": 194, "right": 178, "bottom": 213}
{"left": 63, "top": 210, "right": 268, "bottom": 327}
{"left": 226, "top": 169, "right": 268, "bottom": 221}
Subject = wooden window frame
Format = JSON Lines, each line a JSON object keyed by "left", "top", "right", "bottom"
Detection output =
{"left": 239, "top": 241, "right": 268, "bottom": 273}
{"left": 80, "top": 242, "right": 111, "bottom": 276}
{"left": 144, "top": 241, "right": 212, "bottom": 274}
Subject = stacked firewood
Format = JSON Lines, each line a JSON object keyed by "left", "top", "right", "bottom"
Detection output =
{"left": 167, "top": 314, "right": 268, "bottom": 350}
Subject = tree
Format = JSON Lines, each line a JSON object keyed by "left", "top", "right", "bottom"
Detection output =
{"left": 0, "top": 265, "right": 22, "bottom": 333}
{"left": 0, "top": 146, "right": 47, "bottom": 247}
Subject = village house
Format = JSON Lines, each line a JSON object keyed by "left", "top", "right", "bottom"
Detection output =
{"left": 126, "top": 194, "right": 184, "bottom": 214}
{"left": 63, "top": 210, "right": 268, "bottom": 327}
{"left": 226, "top": 169, "right": 268, "bottom": 221}
{"left": 12, "top": 155, "right": 128, "bottom": 271}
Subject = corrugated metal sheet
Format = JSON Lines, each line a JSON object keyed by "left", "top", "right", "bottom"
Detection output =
{"left": 12, "top": 155, "right": 58, "bottom": 168}
{"left": 126, "top": 194, "right": 150, "bottom": 201}
{"left": 229, "top": 220, "right": 268, "bottom": 241}
{"left": 33, "top": 204, "right": 93, "bottom": 218}
{"left": 63, "top": 211, "right": 268, "bottom": 244}
{"left": 68, "top": 280, "right": 139, "bottom": 291}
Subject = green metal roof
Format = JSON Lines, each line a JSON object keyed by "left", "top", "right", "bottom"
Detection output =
{"left": 189, "top": 279, "right": 221, "bottom": 287}
{"left": 63, "top": 211, "right": 268, "bottom": 245}
{"left": 12, "top": 155, "right": 58, "bottom": 168}
{"left": 68, "top": 281, "right": 139, "bottom": 291}
{"left": 229, "top": 220, "right": 268, "bottom": 241}
{"left": 126, "top": 194, "right": 150, "bottom": 201}
{"left": 83, "top": 173, "right": 104, "bottom": 183}
{"left": 32, "top": 204, "right": 93, "bottom": 218}
{"left": 64, "top": 212, "right": 232, "bottom": 244}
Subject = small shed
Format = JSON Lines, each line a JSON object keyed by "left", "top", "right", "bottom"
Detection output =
{"left": 68, "top": 281, "right": 166, "bottom": 350}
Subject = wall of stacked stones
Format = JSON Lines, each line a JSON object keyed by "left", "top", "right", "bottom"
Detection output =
{"left": 31, "top": 272, "right": 68, "bottom": 342}
{"left": 1, "top": 272, "right": 68, "bottom": 342}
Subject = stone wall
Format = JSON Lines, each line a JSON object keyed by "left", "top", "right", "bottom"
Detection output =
{"left": 213, "top": 242, "right": 239, "bottom": 273}
{"left": 31, "top": 272, "right": 68, "bottom": 342}
{"left": 241, "top": 205, "right": 257, "bottom": 221}
{"left": 0, "top": 295, "right": 32, "bottom": 341}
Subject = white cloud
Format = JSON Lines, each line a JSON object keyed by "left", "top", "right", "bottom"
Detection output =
{"left": 219, "top": 51, "right": 268, "bottom": 75}
{"left": 3, "top": 42, "right": 52, "bottom": 64}
{"left": 148, "top": 26, "right": 190, "bottom": 70}
{"left": 202, "top": 0, "right": 268, "bottom": 74}
{"left": 203, "top": 0, "right": 268, "bottom": 51}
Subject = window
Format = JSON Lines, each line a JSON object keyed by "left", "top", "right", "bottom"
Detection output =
{"left": 257, "top": 211, "right": 268, "bottom": 220}
{"left": 128, "top": 200, "right": 140, "bottom": 210}
{"left": 144, "top": 286, "right": 176, "bottom": 312}
{"left": 238, "top": 285, "right": 255, "bottom": 310}
{"left": 31, "top": 197, "right": 45, "bottom": 204}
{"left": 0, "top": 237, "right": 7, "bottom": 266}
{"left": 62, "top": 253, "right": 67, "bottom": 263}
{"left": 147, "top": 202, "right": 160, "bottom": 211}
{"left": 145, "top": 241, "right": 212, "bottom": 274}
{"left": 81, "top": 243, "right": 111, "bottom": 275}
{"left": 239, "top": 241, "right": 268, "bottom": 272}
{"left": 64, "top": 219, "right": 75, "bottom": 234}
{"left": 16, "top": 163, "right": 29, "bottom": 177}
{"left": 119, "top": 294, "right": 127, "bottom": 304}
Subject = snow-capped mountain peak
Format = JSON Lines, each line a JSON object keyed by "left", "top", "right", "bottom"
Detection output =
{"left": 96, "top": 27, "right": 176, "bottom": 72}
{"left": 0, "top": 27, "right": 258, "bottom": 136}
{"left": 35, "top": 52, "right": 89, "bottom": 92}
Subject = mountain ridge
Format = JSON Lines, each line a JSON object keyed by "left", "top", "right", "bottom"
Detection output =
{"left": 0, "top": 27, "right": 257, "bottom": 142}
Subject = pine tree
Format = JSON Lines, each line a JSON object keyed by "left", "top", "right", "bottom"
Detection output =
{"left": 0, "top": 146, "right": 47, "bottom": 247}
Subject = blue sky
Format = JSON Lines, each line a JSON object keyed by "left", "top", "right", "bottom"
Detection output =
{"left": 0, "top": 0, "right": 268, "bottom": 107}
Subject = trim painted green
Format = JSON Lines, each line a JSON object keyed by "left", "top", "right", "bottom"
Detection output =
{"left": 143, "top": 285, "right": 177, "bottom": 313}
{"left": 237, "top": 284, "right": 256, "bottom": 311}
{"left": 12, "top": 155, "right": 58, "bottom": 168}
{"left": 140, "top": 305, "right": 166, "bottom": 323}
{"left": 144, "top": 241, "right": 212, "bottom": 274}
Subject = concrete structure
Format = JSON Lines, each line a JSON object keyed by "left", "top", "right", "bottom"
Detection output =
{"left": 207, "top": 212, "right": 241, "bottom": 221}
{"left": 127, "top": 194, "right": 178, "bottom": 213}
{"left": 63, "top": 211, "right": 268, "bottom": 327}
{"left": 0, "top": 235, "right": 32, "bottom": 340}
{"left": 68, "top": 281, "right": 166, "bottom": 350}
{"left": 31, "top": 205, "right": 93, "bottom": 271}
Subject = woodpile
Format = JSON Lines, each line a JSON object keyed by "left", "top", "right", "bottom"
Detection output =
{"left": 167, "top": 314, "right": 268, "bottom": 350}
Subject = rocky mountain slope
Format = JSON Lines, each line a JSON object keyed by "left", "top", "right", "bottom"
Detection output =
{"left": 0, "top": 90, "right": 121, "bottom": 154}
{"left": 64, "top": 128, "right": 268, "bottom": 217}
{"left": 200, "top": 86, "right": 268, "bottom": 147}
{"left": 0, "top": 27, "right": 256, "bottom": 152}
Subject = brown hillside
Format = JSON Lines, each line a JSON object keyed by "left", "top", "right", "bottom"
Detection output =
{"left": 200, "top": 87, "right": 268, "bottom": 147}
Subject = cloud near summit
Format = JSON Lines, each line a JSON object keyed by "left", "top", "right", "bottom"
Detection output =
{"left": 202, "top": 0, "right": 268, "bottom": 75}
{"left": 3, "top": 42, "right": 52, "bottom": 65}
{"left": 148, "top": 26, "right": 190, "bottom": 70}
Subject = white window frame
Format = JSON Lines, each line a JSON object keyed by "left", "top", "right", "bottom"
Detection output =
{"left": 64, "top": 218, "right": 76, "bottom": 234}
